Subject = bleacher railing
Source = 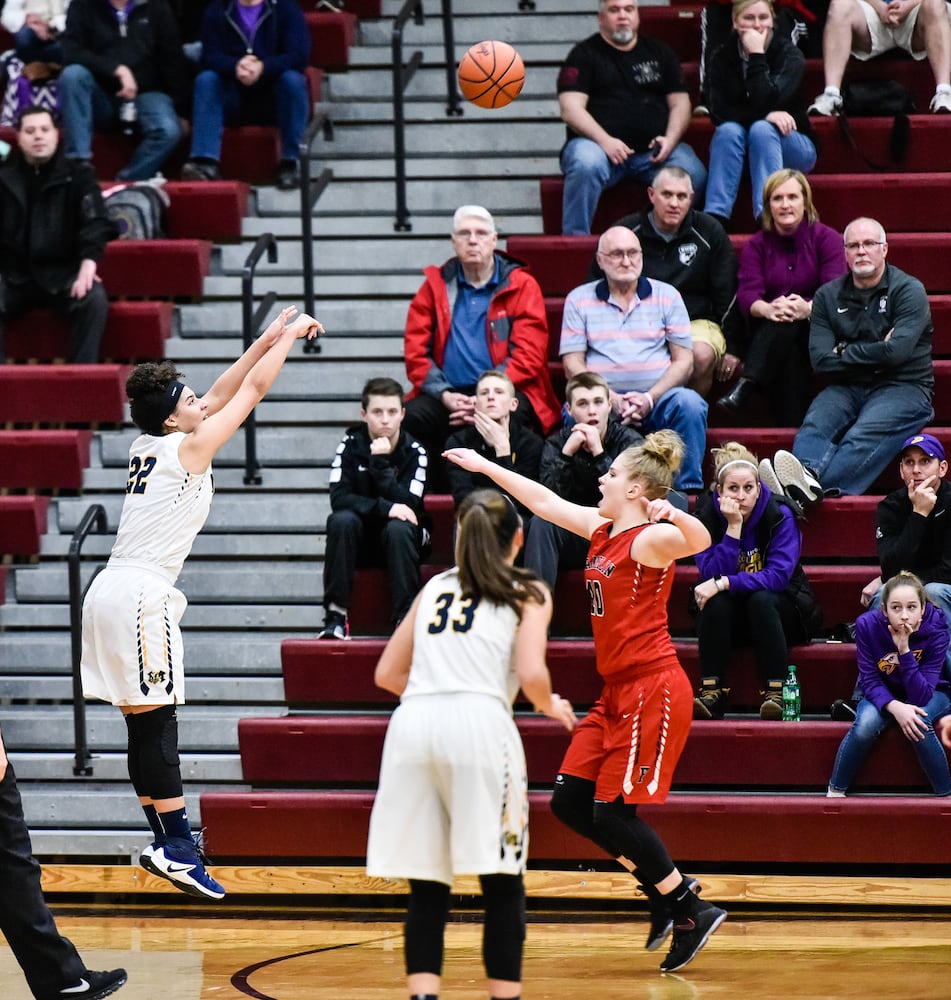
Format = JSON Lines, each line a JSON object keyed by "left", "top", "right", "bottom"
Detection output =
{"left": 241, "top": 233, "right": 279, "bottom": 485}
{"left": 69, "top": 504, "right": 107, "bottom": 776}
{"left": 299, "top": 109, "right": 334, "bottom": 352}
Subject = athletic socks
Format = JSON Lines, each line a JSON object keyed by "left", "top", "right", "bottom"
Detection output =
{"left": 157, "top": 806, "right": 192, "bottom": 842}
{"left": 666, "top": 877, "right": 703, "bottom": 923}
{"left": 410, "top": 995, "right": 438, "bottom": 1000}
{"left": 142, "top": 803, "right": 165, "bottom": 843}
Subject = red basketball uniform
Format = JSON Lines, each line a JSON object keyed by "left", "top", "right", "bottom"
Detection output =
{"left": 559, "top": 521, "right": 692, "bottom": 804}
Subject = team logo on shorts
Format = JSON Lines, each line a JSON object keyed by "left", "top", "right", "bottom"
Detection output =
{"left": 147, "top": 669, "right": 167, "bottom": 686}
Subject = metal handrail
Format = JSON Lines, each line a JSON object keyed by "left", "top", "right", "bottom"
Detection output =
{"left": 391, "top": 0, "right": 462, "bottom": 231}
{"left": 241, "top": 233, "right": 279, "bottom": 485}
{"left": 69, "top": 504, "right": 107, "bottom": 776}
{"left": 299, "top": 109, "right": 334, "bottom": 354}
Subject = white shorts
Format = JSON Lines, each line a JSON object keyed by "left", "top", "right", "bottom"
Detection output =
{"left": 854, "top": 0, "right": 949, "bottom": 61}
{"left": 81, "top": 565, "right": 187, "bottom": 706}
{"left": 366, "top": 694, "right": 529, "bottom": 886}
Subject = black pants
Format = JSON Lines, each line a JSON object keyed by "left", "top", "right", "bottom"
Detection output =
{"left": 0, "top": 755, "right": 86, "bottom": 998}
{"left": 0, "top": 278, "right": 108, "bottom": 363}
{"left": 523, "top": 517, "right": 589, "bottom": 591}
{"left": 696, "top": 588, "right": 810, "bottom": 686}
{"left": 743, "top": 318, "right": 812, "bottom": 426}
{"left": 323, "top": 509, "right": 425, "bottom": 625}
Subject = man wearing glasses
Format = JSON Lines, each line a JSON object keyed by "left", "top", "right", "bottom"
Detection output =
{"left": 404, "top": 205, "right": 560, "bottom": 486}
{"left": 780, "top": 217, "right": 934, "bottom": 499}
{"left": 559, "top": 225, "right": 708, "bottom": 494}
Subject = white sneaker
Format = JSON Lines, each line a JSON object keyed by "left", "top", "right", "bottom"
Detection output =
{"left": 930, "top": 89, "right": 951, "bottom": 113}
{"left": 773, "top": 449, "right": 823, "bottom": 504}
{"left": 826, "top": 787, "right": 846, "bottom": 798}
{"left": 757, "top": 458, "right": 784, "bottom": 498}
{"left": 808, "top": 90, "right": 843, "bottom": 116}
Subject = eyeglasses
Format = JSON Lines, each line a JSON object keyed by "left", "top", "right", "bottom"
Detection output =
{"left": 844, "top": 240, "right": 884, "bottom": 252}
{"left": 599, "top": 249, "right": 643, "bottom": 262}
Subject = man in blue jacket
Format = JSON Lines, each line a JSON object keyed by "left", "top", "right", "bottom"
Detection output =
{"left": 181, "top": 0, "right": 310, "bottom": 189}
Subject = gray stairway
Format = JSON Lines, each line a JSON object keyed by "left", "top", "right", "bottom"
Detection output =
{"left": 0, "top": 0, "right": 601, "bottom": 858}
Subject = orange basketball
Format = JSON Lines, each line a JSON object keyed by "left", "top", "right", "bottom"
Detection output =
{"left": 457, "top": 40, "right": 525, "bottom": 109}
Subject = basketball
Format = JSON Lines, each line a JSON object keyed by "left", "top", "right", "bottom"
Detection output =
{"left": 457, "top": 40, "right": 525, "bottom": 109}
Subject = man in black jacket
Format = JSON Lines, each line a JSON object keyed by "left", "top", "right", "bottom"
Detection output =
{"left": 0, "top": 106, "right": 117, "bottom": 363}
{"left": 604, "top": 164, "right": 740, "bottom": 397}
{"left": 524, "top": 371, "right": 643, "bottom": 590}
{"left": 318, "top": 377, "right": 430, "bottom": 639}
{"left": 59, "top": 0, "right": 189, "bottom": 180}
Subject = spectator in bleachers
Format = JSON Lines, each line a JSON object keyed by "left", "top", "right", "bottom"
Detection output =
{"left": 776, "top": 216, "right": 934, "bottom": 499}
{"left": 523, "top": 371, "right": 642, "bottom": 591}
{"left": 601, "top": 164, "right": 740, "bottom": 398}
{"left": 180, "top": 0, "right": 310, "bottom": 191}
{"left": 703, "top": 0, "right": 817, "bottom": 225}
{"left": 445, "top": 369, "right": 544, "bottom": 521}
{"left": 691, "top": 441, "right": 822, "bottom": 720}
{"left": 1, "top": 1, "right": 68, "bottom": 66}
{"left": 808, "top": 0, "right": 951, "bottom": 115}
{"left": 717, "top": 168, "right": 846, "bottom": 423}
{"left": 828, "top": 570, "right": 951, "bottom": 796}
{"left": 59, "top": 0, "right": 188, "bottom": 180}
{"left": 403, "top": 205, "right": 560, "bottom": 486}
{"left": 556, "top": 0, "right": 707, "bottom": 235}
{"left": 0, "top": 105, "right": 117, "bottom": 363}
{"left": 0, "top": 722, "right": 127, "bottom": 1000}
{"left": 318, "top": 377, "right": 430, "bottom": 640}
{"left": 560, "top": 225, "right": 708, "bottom": 494}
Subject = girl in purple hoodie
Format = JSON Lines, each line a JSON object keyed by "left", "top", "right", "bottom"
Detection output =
{"left": 692, "top": 441, "right": 821, "bottom": 719}
{"left": 828, "top": 571, "right": 951, "bottom": 796}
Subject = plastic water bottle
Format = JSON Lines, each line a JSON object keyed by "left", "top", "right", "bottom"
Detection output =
{"left": 782, "top": 665, "right": 801, "bottom": 722}
{"left": 119, "top": 100, "right": 137, "bottom": 137}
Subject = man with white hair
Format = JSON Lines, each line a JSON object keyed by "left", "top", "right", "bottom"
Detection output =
{"left": 774, "top": 217, "right": 935, "bottom": 500}
{"left": 403, "top": 205, "right": 560, "bottom": 479}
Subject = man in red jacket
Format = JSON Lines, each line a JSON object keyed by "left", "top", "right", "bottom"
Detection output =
{"left": 403, "top": 205, "right": 560, "bottom": 486}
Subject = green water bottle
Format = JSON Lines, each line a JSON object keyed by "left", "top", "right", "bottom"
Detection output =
{"left": 782, "top": 665, "right": 801, "bottom": 722}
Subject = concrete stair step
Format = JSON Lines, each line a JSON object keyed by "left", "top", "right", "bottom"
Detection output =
{"left": 358, "top": 13, "right": 593, "bottom": 48}
{"left": 203, "top": 273, "right": 422, "bottom": 299}
{"left": 240, "top": 214, "right": 543, "bottom": 239}
{"left": 177, "top": 299, "right": 413, "bottom": 334}
{"left": 217, "top": 237, "right": 450, "bottom": 274}
{"left": 9, "top": 751, "right": 243, "bottom": 783}
{"left": 0, "top": 603, "right": 325, "bottom": 629}
{"left": 0, "top": 674, "right": 285, "bottom": 703}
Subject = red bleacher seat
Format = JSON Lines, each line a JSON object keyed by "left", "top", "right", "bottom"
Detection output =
{"left": 5, "top": 302, "right": 172, "bottom": 363}
{"left": 0, "top": 430, "right": 91, "bottom": 490}
{"left": 237, "top": 715, "right": 941, "bottom": 792}
{"left": 97, "top": 240, "right": 212, "bottom": 299}
{"left": 305, "top": 11, "right": 358, "bottom": 69}
{"left": 0, "top": 496, "right": 50, "bottom": 557}
{"left": 200, "top": 787, "right": 951, "bottom": 867}
{"left": 162, "top": 181, "right": 249, "bottom": 241}
{"left": 0, "top": 365, "right": 128, "bottom": 424}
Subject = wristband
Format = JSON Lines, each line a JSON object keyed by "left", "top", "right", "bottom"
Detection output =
{"left": 643, "top": 391, "right": 654, "bottom": 412}
{"left": 715, "top": 575, "right": 726, "bottom": 592}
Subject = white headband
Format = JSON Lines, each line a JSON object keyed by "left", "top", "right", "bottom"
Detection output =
{"left": 716, "top": 459, "right": 758, "bottom": 484}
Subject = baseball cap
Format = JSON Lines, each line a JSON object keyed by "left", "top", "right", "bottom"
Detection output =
{"left": 900, "top": 433, "right": 946, "bottom": 461}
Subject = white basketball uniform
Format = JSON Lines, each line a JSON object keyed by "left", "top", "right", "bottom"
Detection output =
{"left": 366, "top": 567, "right": 530, "bottom": 886}
{"left": 81, "top": 432, "right": 214, "bottom": 706}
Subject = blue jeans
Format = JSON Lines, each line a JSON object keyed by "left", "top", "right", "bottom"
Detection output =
{"left": 704, "top": 119, "right": 817, "bottom": 220}
{"left": 829, "top": 690, "right": 951, "bottom": 794}
{"left": 58, "top": 63, "right": 182, "bottom": 180}
{"left": 793, "top": 382, "right": 933, "bottom": 496}
{"left": 189, "top": 69, "right": 309, "bottom": 163}
{"left": 560, "top": 137, "right": 708, "bottom": 235}
{"left": 642, "top": 386, "right": 708, "bottom": 492}
{"left": 14, "top": 26, "right": 64, "bottom": 65}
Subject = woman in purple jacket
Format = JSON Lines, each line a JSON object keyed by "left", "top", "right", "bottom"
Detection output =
{"left": 717, "top": 168, "right": 846, "bottom": 423}
{"left": 692, "top": 442, "right": 821, "bottom": 719}
{"left": 828, "top": 572, "right": 951, "bottom": 797}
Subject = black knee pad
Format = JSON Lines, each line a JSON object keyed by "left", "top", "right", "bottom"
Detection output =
{"left": 124, "top": 712, "right": 145, "bottom": 795}
{"left": 480, "top": 873, "right": 525, "bottom": 983}
{"left": 551, "top": 774, "right": 618, "bottom": 856}
{"left": 128, "top": 705, "right": 183, "bottom": 800}
{"left": 405, "top": 879, "right": 451, "bottom": 975}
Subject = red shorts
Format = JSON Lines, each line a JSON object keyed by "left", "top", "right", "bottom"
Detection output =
{"left": 558, "top": 665, "right": 692, "bottom": 804}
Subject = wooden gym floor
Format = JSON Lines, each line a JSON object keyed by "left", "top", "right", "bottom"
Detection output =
{"left": 3, "top": 906, "right": 949, "bottom": 999}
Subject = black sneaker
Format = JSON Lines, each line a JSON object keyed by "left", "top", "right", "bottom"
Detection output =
{"left": 181, "top": 159, "right": 221, "bottom": 182}
{"left": 45, "top": 968, "right": 127, "bottom": 999}
{"left": 317, "top": 611, "right": 349, "bottom": 640}
{"left": 276, "top": 159, "right": 301, "bottom": 190}
{"left": 641, "top": 877, "right": 700, "bottom": 951}
{"left": 830, "top": 699, "right": 857, "bottom": 722}
{"left": 659, "top": 901, "right": 727, "bottom": 973}
{"left": 693, "top": 680, "right": 729, "bottom": 720}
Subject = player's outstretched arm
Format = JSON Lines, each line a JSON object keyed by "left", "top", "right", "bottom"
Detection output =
{"left": 444, "top": 447, "right": 603, "bottom": 540}
{"left": 374, "top": 593, "right": 422, "bottom": 697}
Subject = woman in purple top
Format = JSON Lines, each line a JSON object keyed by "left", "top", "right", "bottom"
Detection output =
{"left": 691, "top": 442, "right": 821, "bottom": 719}
{"left": 828, "top": 571, "right": 951, "bottom": 797}
{"left": 717, "top": 168, "right": 847, "bottom": 424}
